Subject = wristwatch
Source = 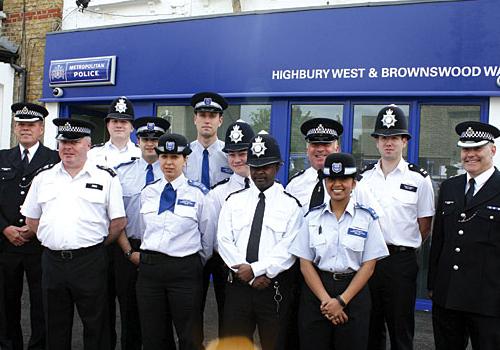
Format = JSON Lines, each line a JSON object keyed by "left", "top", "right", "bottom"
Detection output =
{"left": 124, "top": 249, "right": 133, "bottom": 259}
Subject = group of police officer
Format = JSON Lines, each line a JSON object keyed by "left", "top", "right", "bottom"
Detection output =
{"left": 0, "top": 91, "right": 499, "bottom": 350}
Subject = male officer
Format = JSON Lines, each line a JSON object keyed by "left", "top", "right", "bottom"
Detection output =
{"left": 217, "top": 133, "right": 304, "bottom": 350}
{"left": 88, "top": 96, "right": 141, "bottom": 168}
{"left": 0, "top": 102, "right": 59, "bottom": 350}
{"left": 358, "top": 105, "right": 435, "bottom": 350}
{"left": 206, "top": 120, "right": 255, "bottom": 335}
{"left": 21, "top": 118, "right": 127, "bottom": 350}
{"left": 428, "top": 121, "right": 500, "bottom": 349}
{"left": 114, "top": 116, "right": 172, "bottom": 350}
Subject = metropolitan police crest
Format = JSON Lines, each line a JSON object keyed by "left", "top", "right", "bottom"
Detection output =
{"left": 166, "top": 141, "right": 175, "bottom": 151}
{"left": 50, "top": 64, "right": 66, "bottom": 80}
{"left": 381, "top": 109, "right": 397, "bottom": 128}
{"left": 204, "top": 98, "right": 212, "bottom": 106}
{"left": 147, "top": 122, "right": 155, "bottom": 131}
{"left": 229, "top": 125, "right": 244, "bottom": 143}
{"left": 251, "top": 136, "right": 267, "bottom": 157}
{"left": 114, "top": 98, "right": 128, "bottom": 113}
{"left": 331, "top": 162, "right": 342, "bottom": 173}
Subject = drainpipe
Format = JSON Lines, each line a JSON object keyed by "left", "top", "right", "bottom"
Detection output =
{"left": 9, "top": 58, "right": 27, "bottom": 102}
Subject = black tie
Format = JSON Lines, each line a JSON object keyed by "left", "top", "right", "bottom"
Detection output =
{"left": 22, "top": 149, "right": 30, "bottom": 169}
{"left": 465, "top": 178, "right": 475, "bottom": 205}
{"left": 244, "top": 177, "right": 250, "bottom": 189}
{"left": 309, "top": 170, "right": 325, "bottom": 210}
{"left": 246, "top": 192, "right": 265, "bottom": 263}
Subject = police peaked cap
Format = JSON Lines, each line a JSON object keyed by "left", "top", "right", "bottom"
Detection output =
{"left": 53, "top": 118, "right": 95, "bottom": 140}
{"left": 301, "top": 117, "right": 343, "bottom": 143}
{"left": 106, "top": 96, "right": 135, "bottom": 121}
{"left": 155, "top": 133, "right": 192, "bottom": 156}
{"left": 191, "top": 92, "right": 228, "bottom": 113}
{"left": 246, "top": 132, "right": 282, "bottom": 167}
{"left": 371, "top": 105, "right": 411, "bottom": 140}
{"left": 455, "top": 121, "right": 500, "bottom": 148}
{"left": 133, "top": 117, "right": 171, "bottom": 139}
{"left": 222, "top": 120, "right": 255, "bottom": 152}
{"left": 11, "top": 102, "right": 48, "bottom": 122}
{"left": 323, "top": 152, "right": 357, "bottom": 179}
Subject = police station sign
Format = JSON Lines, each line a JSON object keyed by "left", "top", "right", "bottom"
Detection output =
{"left": 49, "top": 56, "right": 116, "bottom": 87}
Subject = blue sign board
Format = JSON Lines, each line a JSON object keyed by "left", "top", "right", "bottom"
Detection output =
{"left": 49, "top": 56, "right": 116, "bottom": 87}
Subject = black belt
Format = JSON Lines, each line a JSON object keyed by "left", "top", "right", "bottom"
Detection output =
{"left": 46, "top": 242, "right": 103, "bottom": 260}
{"left": 140, "top": 250, "right": 198, "bottom": 264}
{"left": 319, "top": 270, "right": 356, "bottom": 281}
{"left": 387, "top": 245, "right": 416, "bottom": 255}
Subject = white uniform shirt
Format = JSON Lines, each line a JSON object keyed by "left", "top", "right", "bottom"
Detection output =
{"left": 206, "top": 173, "right": 252, "bottom": 251}
{"left": 217, "top": 182, "right": 304, "bottom": 279}
{"left": 358, "top": 159, "right": 435, "bottom": 248}
{"left": 140, "top": 174, "right": 214, "bottom": 262}
{"left": 115, "top": 158, "right": 163, "bottom": 240}
{"left": 184, "top": 139, "right": 232, "bottom": 187}
{"left": 21, "top": 161, "right": 125, "bottom": 250}
{"left": 285, "top": 166, "right": 383, "bottom": 216}
{"left": 290, "top": 199, "right": 388, "bottom": 272}
{"left": 88, "top": 140, "right": 141, "bottom": 168}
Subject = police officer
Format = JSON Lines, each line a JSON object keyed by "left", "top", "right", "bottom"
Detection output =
{"left": 88, "top": 96, "right": 141, "bottom": 168}
{"left": 0, "top": 102, "right": 60, "bottom": 350}
{"left": 217, "top": 133, "right": 303, "bottom": 350}
{"left": 114, "top": 116, "right": 173, "bottom": 350}
{"left": 205, "top": 120, "right": 255, "bottom": 335}
{"left": 428, "top": 121, "right": 500, "bottom": 349}
{"left": 21, "top": 118, "right": 127, "bottom": 350}
{"left": 358, "top": 105, "right": 435, "bottom": 350}
{"left": 137, "top": 133, "right": 214, "bottom": 350}
{"left": 290, "top": 153, "right": 388, "bottom": 350}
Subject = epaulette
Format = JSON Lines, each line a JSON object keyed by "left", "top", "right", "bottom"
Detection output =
{"left": 357, "top": 162, "right": 376, "bottom": 180}
{"left": 91, "top": 142, "right": 105, "bottom": 149}
{"left": 408, "top": 163, "right": 429, "bottom": 178}
{"left": 142, "top": 178, "right": 160, "bottom": 190}
{"left": 187, "top": 179, "right": 209, "bottom": 194}
{"left": 225, "top": 187, "right": 249, "bottom": 201}
{"left": 284, "top": 191, "right": 302, "bottom": 207}
{"left": 305, "top": 202, "right": 327, "bottom": 217}
{"left": 287, "top": 169, "right": 305, "bottom": 184}
{"left": 34, "top": 163, "right": 56, "bottom": 176}
{"left": 211, "top": 177, "right": 230, "bottom": 190}
{"left": 96, "top": 164, "right": 117, "bottom": 177}
{"left": 354, "top": 203, "right": 379, "bottom": 219}
{"left": 114, "top": 159, "right": 136, "bottom": 170}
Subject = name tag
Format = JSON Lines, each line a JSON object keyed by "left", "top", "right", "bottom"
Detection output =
{"left": 400, "top": 184, "right": 417, "bottom": 192}
{"left": 86, "top": 183, "right": 103, "bottom": 190}
{"left": 444, "top": 200, "right": 454, "bottom": 205}
{"left": 177, "top": 199, "right": 195, "bottom": 207}
{"left": 1, "top": 167, "right": 12, "bottom": 171}
{"left": 347, "top": 227, "right": 367, "bottom": 238}
{"left": 221, "top": 167, "right": 233, "bottom": 175}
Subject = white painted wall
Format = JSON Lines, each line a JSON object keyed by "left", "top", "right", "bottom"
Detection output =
{"left": 44, "top": 103, "right": 59, "bottom": 150}
{"left": 0, "top": 63, "right": 15, "bottom": 149}
{"left": 489, "top": 97, "right": 500, "bottom": 168}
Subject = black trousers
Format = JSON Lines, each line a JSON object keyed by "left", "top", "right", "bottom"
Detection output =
{"left": 42, "top": 245, "right": 109, "bottom": 350}
{"left": 0, "top": 252, "right": 45, "bottom": 350}
{"left": 368, "top": 250, "right": 418, "bottom": 350}
{"left": 432, "top": 303, "right": 500, "bottom": 350}
{"left": 298, "top": 272, "right": 371, "bottom": 350}
{"left": 137, "top": 252, "right": 203, "bottom": 350}
{"left": 106, "top": 244, "right": 117, "bottom": 350}
{"left": 222, "top": 271, "right": 295, "bottom": 350}
{"left": 201, "top": 252, "right": 227, "bottom": 337}
{"left": 0, "top": 259, "right": 13, "bottom": 350}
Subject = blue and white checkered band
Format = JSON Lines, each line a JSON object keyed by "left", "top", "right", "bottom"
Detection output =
{"left": 147, "top": 122, "right": 155, "bottom": 131}
{"left": 461, "top": 127, "right": 494, "bottom": 141}
{"left": 332, "top": 162, "right": 342, "bottom": 173}
{"left": 14, "top": 106, "right": 43, "bottom": 119}
{"left": 307, "top": 124, "right": 338, "bottom": 138}
{"left": 58, "top": 122, "right": 91, "bottom": 135}
{"left": 166, "top": 141, "right": 175, "bottom": 151}
{"left": 204, "top": 98, "right": 212, "bottom": 106}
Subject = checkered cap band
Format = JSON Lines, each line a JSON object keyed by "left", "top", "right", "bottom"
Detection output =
{"left": 306, "top": 124, "right": 338, "bottom": 138}
{"left": 15, "top": 107, "right": 44, "bottom": 119}
{"left": 461, "top": 127, "right": 494, "bottom": 141}
{"left": 58, "top": 124, "right": 91, "bottom": 135}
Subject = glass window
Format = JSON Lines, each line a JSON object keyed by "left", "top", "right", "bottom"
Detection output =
{"left": 156, "top": 104, "right": 271, "bottom": 142}
{"left": 352, "top": 104, "right": 410, "bottom": 169}
{"left": 288, "top": 104, "right": 343, "bottom": 178}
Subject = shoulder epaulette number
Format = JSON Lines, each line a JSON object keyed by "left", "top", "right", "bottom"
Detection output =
{"left": 34, "top": 163, "right": 56, "bottom": 176}
{"left": 91, "top": 142, "right": 105, "bottom": 149}
{"left": 287, "top": 169, "right": 306, "bottom": 184}
{"left": 408, "top": 163, "right": 429, "bottom": 178}
{"left": 354, "top": 203, "right": 379, "bottom": 219}
{"left": 187, "top": 179, "right": 209, "bottom": 194}
{"left": 114, "top": 159, "right": 136, "bottom": 170}
{"left": 305, "top": 202, "right": 326, "bottom": 217}
{"left": 284, "top": 191, "right": 302, "bottom": 207}
{"left": 211, "top": 177, "right": 230, "bottom": 190}
{"left": 96, "top": 164, "right": 117, "bottom": 177}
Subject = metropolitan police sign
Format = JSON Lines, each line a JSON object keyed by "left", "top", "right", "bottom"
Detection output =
{"left": 49, "top": 56, "right": 116, "bottom": 87}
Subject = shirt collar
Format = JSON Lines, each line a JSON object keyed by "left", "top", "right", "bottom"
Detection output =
{"left": 162, "top": 173, "right": 186, "bottom": 191}
{"left": 106, "top": 140, "right": 135, "bottom": 152}
{"left": 19, "top": 141, "right": 40, "bottom": 159}
{"left": 467, "top": 166, "right": 495, "bottom": 189}
{"left": 321, "top": 197, "right": 355, "bottom": 218}
{"left": 232, "top": 172, "right": 248, "bottom": 186}
{"left": 250, "top": 181, "right": 280, "bottom": 198}
{"left": 58, "top": 159, "right": 94, "bottom": 179}
{"left": 375, "top": 158, "right": 407, "bottom": 175}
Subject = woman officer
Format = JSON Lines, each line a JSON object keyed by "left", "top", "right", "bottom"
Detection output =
{"left": 136, "top": 133, "right": 214, "bottom": 350}
{"left": 289, "top": 153, "right": 388, "bottom": 350}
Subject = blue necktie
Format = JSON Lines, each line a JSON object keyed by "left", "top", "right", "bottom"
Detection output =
{"left": 201, "top": 149, "right": 210, "bottom": 188}
{"left": 158, "top": 183, "right": 176, "bottom": 214}
{"left": 146, "top": 164, "right": 154, "bottom": 185}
